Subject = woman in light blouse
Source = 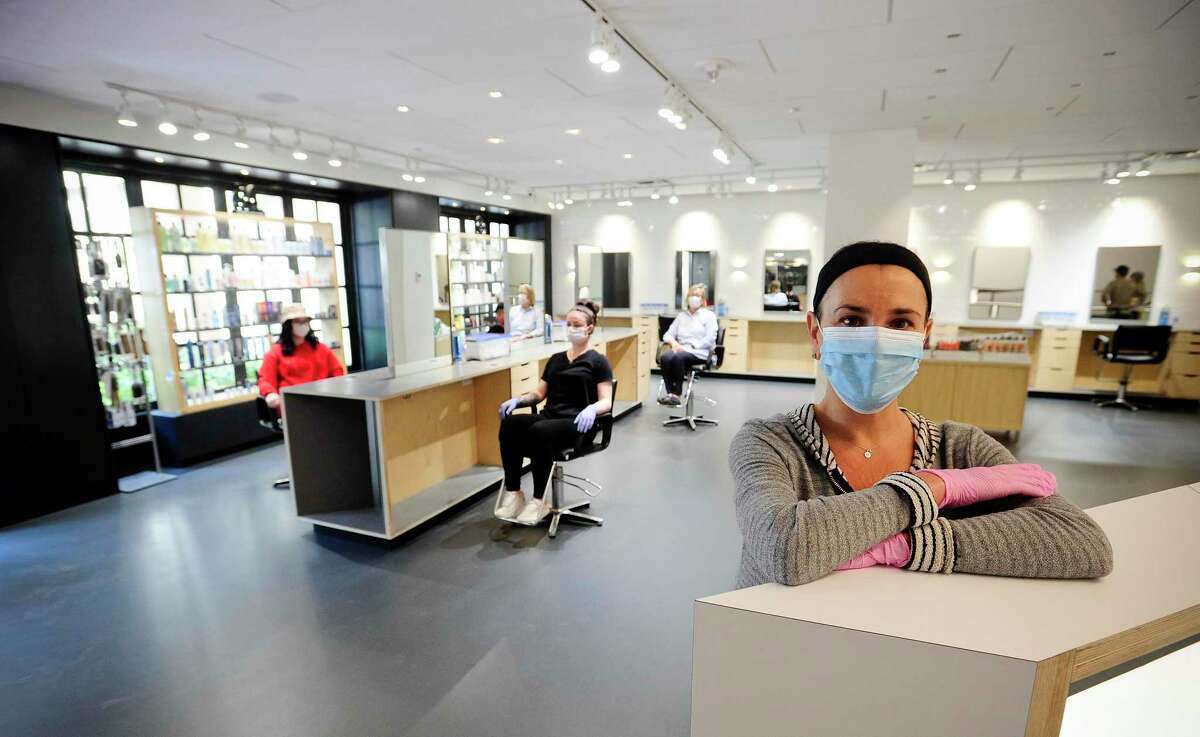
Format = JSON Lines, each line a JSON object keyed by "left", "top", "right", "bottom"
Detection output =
{"left": 508, "top": 283, "right": 541, "bottom": 339}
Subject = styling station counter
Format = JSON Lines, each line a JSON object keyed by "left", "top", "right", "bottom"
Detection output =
{"left": 281, "top": 327, "right": 643, "bottom": 539}
{"left": 692, "top": 483, "right": 1200, "bottom": 737}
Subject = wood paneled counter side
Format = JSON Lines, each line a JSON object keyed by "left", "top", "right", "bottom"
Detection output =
{"left": 281, "top": 328, "right": 643, "bottom": 538}
{"left": 692, "top": 485, "right": 1200, "bottom": 737}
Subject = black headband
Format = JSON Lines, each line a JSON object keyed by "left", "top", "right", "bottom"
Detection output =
{"left": 813, "top": 241, "right": 932, "bottom": 317}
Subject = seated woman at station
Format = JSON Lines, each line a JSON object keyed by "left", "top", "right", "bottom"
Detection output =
{"left": 507, "top": 283, "right": 541, "bottom": 339}
{"left": 495, "top": 299, "right": 613, "bottom": 525}
{"left": 659, "top": 283, "right": 718, "bottom": 406}
{"left": 259, "top": 303, "right": 345, "bottom": 412}
{"left": 730, "top": 242, "right": 1112, "bottom": 587}
{"left": 763, "top": 279, "right": 788, "bottom": 307}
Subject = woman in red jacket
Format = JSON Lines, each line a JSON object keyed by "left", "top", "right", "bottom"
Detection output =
{"left": 259, "top": 304, "right": 345, "bottom": 410}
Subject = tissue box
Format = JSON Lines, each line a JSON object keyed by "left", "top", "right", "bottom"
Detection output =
{"left": 463, "top": 333, "right": 510, "bottom": 361}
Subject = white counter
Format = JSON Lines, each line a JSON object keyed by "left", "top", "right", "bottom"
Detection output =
{"left": 285, "top": 327, "right": 641, "bottom": 402}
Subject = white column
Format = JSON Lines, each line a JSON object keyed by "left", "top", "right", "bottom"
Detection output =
{"left": 823, "top": 128, "right": 917, "bottom": 255}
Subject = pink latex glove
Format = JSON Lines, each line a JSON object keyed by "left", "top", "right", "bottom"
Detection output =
{"left": 922, "top": 464, "right": 1057, "bottom": 509}
{"left": 837, "top": 532, "right": 911, "bottom": 570}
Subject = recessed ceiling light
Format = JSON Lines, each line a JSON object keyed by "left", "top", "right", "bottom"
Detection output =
{"left": 239, "top": 168, "right": 249, "bottom": 175}
{"left": 480, "top": 206, "right": 486, "bottom": 211}
{"left": 402, "top": 173, "right": 414, "bottom": 182}
{"left": 414, "top": 175, "right": 426, "bottom": 183}
{"left": 617, "top": 200, "right": 632, "bottom": 207}
{"left": 1102, "top": 51, "right": 1116, "bottom": 56}
{"left": 309, "top": 179, "right": 317, "bottom": 185}
{"left": 623, "top": 153, "right": 633, "bottom": 159}
{"left": 964, "top": 183, "right": 977, "bottom": 191}
{"left": 293, "top": 150, "right": 308, "bottom": 160}
{"left": 157, "top": 121, "right": 178, "bottom": 135}
{"left": 328, "top": 158, "right": 342, "bottom": 167}
{"left": 489, "top": 90, "right": 503, "bottom": 98}
{"left": 117, "top": 116, "right": 138, "bottom": 128}
{"left": 487, "top": 137, "right": 504, "bottom": 144}
{"left": 668, "top": 195, "right": 679, "bottom": 205}
{"left": 234, "top": 140, "right": 250, "bottom": 149}
{"left": 766, "top": 183, "right": 779, "bottom": 193}
{"left": 554, "top": 159, "right": 563, "bottom": 165}
{"left": 153, "top": 156, "right": 165, "bottom": 163}
{"left": 396, "top": 104, "right": 410, "bottom": 112}
{"left": 564, "top": 198, "right": 574, "bottom": 205}
{"left": 192, "top": 131, "right": 210, "bottom": 142}
{"left": 502, "top": 193, "right": 513, "bottom": 200}
{"left": 745, "top": 175, "right": 757, "bottom": 184}
{"left": 564, "top": 128, "right": 581, "bottom": 135}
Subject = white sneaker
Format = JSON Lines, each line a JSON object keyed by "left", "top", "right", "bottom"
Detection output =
{"left": 516, "top": 496, "right": 549, "bottom": 525}
{"left": 496, "top": 491, "right": 525, "bottom": 520}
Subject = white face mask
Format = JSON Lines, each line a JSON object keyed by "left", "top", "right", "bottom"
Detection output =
{"left": 519, "top": 294, "right": 530, "bottom": 307}
{"left": 292, "top": 323, "right": 310, "bottom": 340}
{"left": 688, "top": 295, "right": 702, "bottom": 310}
{"left": 567, "top": 327, "right": 589, "bottom": 345}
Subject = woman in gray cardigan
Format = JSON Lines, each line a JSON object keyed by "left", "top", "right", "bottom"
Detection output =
{"left": 730, "top": 242, "right": 1113, "bottom": 588}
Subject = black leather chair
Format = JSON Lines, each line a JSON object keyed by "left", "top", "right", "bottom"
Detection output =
{"left": 1092, "top": 326, "right": 1172, "bottom": 411}
{"left": 256, "top": 396, "right": 289, "bottom": 488}
{"left": 493, "top": 380, "right": 617, "bottom": 538}
{"left": 663, "top": 327, "right": 726, "bottom": 430}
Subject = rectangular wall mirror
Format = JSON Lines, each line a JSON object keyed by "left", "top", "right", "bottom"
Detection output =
{"left": 969, "top": 247, "right": 1031, "bottom": 320}
{"left": 380, "top": 228, "right": 452, "bottom": 367}
{"left": 763, "top": 250, "right": 810, "bottom": 312}
{"left": 575, "top": 244, "right": 631, "bottom": 309}
{"left": 1090, "top": 245, "right": 1160, "bottom": 321}
{"left": 676, "top": 250, "right": 716, "bottom": 309}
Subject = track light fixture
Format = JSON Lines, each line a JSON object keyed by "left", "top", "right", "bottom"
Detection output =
{"left": 191, "top": 108, "right": 210, "bottom": 141}
{"left": 156, "top": 98, "right": 177, "bottom": 135}
{"left": 1115, "top": 160, "right": 1132, "bottom": 178}
{"left": 292, "top": 130, "right": 308, "bottom": 159}
{"left": 116, "top": 91, "right": 138, "bottom": 127}
{"left": 712, "top": 134, "right": 732, "bottom": 165}
{"left": 943, "top": 170, "right": 955, "bottom": 185}
{"left": 589, "top": 18, "right": 620, "bottom": 72}
{"left": 1135, "top": 160, "right": 1151, "bottom": 177}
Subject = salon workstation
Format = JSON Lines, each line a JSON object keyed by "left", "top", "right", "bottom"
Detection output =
{"left": 4, "top": 2, "right": 1200, "bottom": 737}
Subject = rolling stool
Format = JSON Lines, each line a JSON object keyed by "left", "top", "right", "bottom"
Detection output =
{"left": 256, "top": 396, "right": 290, "bottom": 488}
{"left": 494, "top": 380, "right": 617, "bottom": 538}
{"left": 662, "top": 327, "right": 726, "bottom": 431}
{"left": 1092, "top": 325, "right": 1171, "bottom": 411}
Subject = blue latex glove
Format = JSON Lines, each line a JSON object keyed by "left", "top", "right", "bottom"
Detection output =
{"left": 574, "top": 405, "right": 597, "bottom": 433}
{"left": 499, "top": 397, "right": 522, "bottom": 417}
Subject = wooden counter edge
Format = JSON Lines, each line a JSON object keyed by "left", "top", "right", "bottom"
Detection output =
{"left": 1023, "top": 603, "right": 1200, "bottom": 736}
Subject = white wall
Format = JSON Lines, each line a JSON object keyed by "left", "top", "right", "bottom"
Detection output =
{"left": 552, "top": 175, "right": 1200, "bottom": 328}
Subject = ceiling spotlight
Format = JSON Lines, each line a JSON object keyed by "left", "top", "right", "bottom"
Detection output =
{"left": 484, "top": 188, "right": 494, "bottom": 196}
{"left": 712, "top": 134, "right": 732, "bottom": 165}
{"left": 668, "top": 194, "right": 679, "bottom": 205}
{"left": 116, "top": 92, "right": 138, "bottom": 127}
{"left": 964, "top": 182, "right": 977, "bottom": 191}
{"left": 193, "top": 131, "right": 210, "bottom": 142}
{"left": 564, "top": 197, "right": 574, "bottom": 205}
{"left": 402, "top": 173, "right": 414, "bottom": 182}
{"left": 745, "top": 172, "right": 757, "bottom": 184}
{"left": 309, "top": 179, "right": 318, "bottom": 185}
{"left": 623, "top": 153, "right": 633, "bottom": 159}
{"left": 328, "top": 158, "right": 342, "bottom": 167}
{"left": 396, "top": 104, "right": 410, "bottom": 112}
{"left": 650, "top": 189, "right": 660, "bottom": 200}
{"left": 239, "top": 168, "right": 249, "bottom": 176}
{"left": 1135, "top": 161, "right": 1151, "bottom": 177}
{"left": 157, "top": 121, "right": 178, "bottom": 136}
{"left": 674, "top": 120, "right": 687, "bottom": 130}
{"left": 617, "top": 200, "right": 632, "bottom": 207}
{"left": 502, "top": 193, "right": 513, "bottom": 201}
{"left": 489, "top": 90, "right": 503, "bottom": 98}
{"left": 234, "top": 140, "right": 250, "bottom": 149}
{"left": 1105, "top": 175, "right": 1121, "bottom": 185}
{"left": 588, "top": 20, "right": 611, "bottom": 64}
{"left": 943, "top": 171, "right": 955, "bottom": 185}
{"left": 153, "top": 156, "right": 165, "bottom": 163}
{"left": 414, "top": 175, "right": 426, "bottom": 183}
{"left": 766, "top": 182, "right": 779, "bottom": 193}
{"left": 565, "top": 128, "right": 581, "bottom": 135}
{"left": 292, "top": 150, "right": 308, "bottom": 160}
{"left": 601, "top": 53, "right": 621, "bottom": 73}
{"left": 487, "top": 137, "right": 504, "bottom": 144}
{"left": 1115, "top": 162, "right": 1131, "bottom": 178}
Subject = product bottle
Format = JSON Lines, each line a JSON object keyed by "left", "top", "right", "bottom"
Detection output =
{"left": 543, "top": 313, "right": 552, "bottom": 344}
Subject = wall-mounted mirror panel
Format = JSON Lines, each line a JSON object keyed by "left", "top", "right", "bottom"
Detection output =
{"left": 1090, "top": 245, "right": 1160, "bottom": 321}
{"left": 763, "top": 250, "right": 810, "bottom": 312}
{"left": 676, "top": 250, "right": 716, "bottom": 309}
{"left": 575, "top": 244, "right": 631, "bottom": 309}
{"left": 379, "top": 228, "right": 451, "bottom": 367}
{"left": 969, "top": 247, "right": 1031, "bottom": 320}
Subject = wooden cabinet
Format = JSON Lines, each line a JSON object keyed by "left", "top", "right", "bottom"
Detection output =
{"left": 1164, "top": 331, "right": 1200, "bottom": 399}
{"left": 1029, "top": 328, "right": 1081, "bottom": 391}
{"left": 632, "top": 315, "right": 659, "bottom": 401}
{"left": 901, "top": 356, "right": 1029, "bottom": 432}
{"left": 719, "top": 319, "right": 749, "bottom": 373}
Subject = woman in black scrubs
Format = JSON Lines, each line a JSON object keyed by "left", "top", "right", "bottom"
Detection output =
{"left": 495, "top": 300, "right": 614, "bottom": 525}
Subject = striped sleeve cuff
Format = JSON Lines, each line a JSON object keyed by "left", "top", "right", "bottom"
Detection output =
{"left": 906, "top": 518, "right": 956, "bottom": 574}
{"left": 880, "top": 471, "right": 939, "bottom": 528}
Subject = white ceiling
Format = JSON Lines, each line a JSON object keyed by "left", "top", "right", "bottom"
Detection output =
{"left": 0, "top": 0, "right": 1197, "bottom": 193}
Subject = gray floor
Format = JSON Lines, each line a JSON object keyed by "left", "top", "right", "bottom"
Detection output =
{"left": 3, "top": 379, "right": 1199, "bottom": 737}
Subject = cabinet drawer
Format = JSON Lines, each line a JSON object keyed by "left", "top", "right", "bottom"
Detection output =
{"left": 509, "top": 361, "right": 539, "bottom": 394}
{"left": 1037, "top": 344, "right": 1080, "bottom": 370}
{"left": 720, "top": 351, "right": 748, "bottom": 373}
{"left": 1042, "top": 327, "right": 1082, "bottom": 342}
{"left": 1169, "top": 350, "right": 1200, "bottom": 375}
{"left": 1165, "top": 373, "right": 1200, "bottom": 399}
{"left": 1032, "top": 365, "right": 1075, "bottom": 391}
{"left": 723, "top": 335, "right": 749, "bottom": 354}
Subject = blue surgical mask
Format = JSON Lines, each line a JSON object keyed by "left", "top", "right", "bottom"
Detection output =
{"left": 817, "top": 325, "right": 925, "bottom": 414}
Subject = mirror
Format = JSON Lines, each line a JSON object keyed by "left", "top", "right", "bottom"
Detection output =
{"left": 969, "top": 247, "right": 1031, "bottom": 320}
{"left": 762, "top": 250, "right": 810, "bottom": 312}
{"left": 1090, "top": 245, "right": 1160, "bottom": 321}
{"left": 447, "top": 231, "right": 506, "bottom": 343}
{"left": 574, "top": 244, "right": 631, "bottom": 309}
{"left": 379, "top": 228, "right": 452, "bottom": 368}
{"left": 675, "top": 250, "right": 716, "bottom": 310}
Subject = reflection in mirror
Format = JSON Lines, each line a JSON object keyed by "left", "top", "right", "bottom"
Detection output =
{"left": 1090, "top": 245, "right": 1160, "bottom": 321}
{"left": 675, "top": 250, "right": 716, "bottom": 310}
{"left": 574, "top": 244, "right": 631, "bottom": 309}
{"left": 763, "top": 250, "right": 810, "bottom": 312}
{"left": 969, "top": 247, "right": 1031, "bottom": 320}
{"left": 379, "top": 228, "right": 451, "bottom": 369}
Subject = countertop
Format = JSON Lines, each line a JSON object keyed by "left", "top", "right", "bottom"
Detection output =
{"left": 284, "top": 327, "right": 641, "bottom": 402}
{"left": 697, "top": 484, "right": 1200, "bottom": 663}
{"left": 923, "top": 349, "right": 1031, "bottom": 366}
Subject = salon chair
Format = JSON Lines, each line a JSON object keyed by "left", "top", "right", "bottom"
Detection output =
{"left": 662, "top": 327, "right": 726, "bottom": 430}
{"left": 1092, "top": 325, "right": 1171, "bottom": 411}
{"left": 256, "top": 396, "right": 289, "bottom": 488}
{"left": 494, "top": 381, "right": 616, "bottom": 538}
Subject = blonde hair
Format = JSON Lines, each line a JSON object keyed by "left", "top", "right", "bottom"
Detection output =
{"left": 768, "top": 280, "right": 781, "bottom": 293}
{"left": 518, "top": 283, "right": 535, "bottom": 304}
{"left": 688, "top": 283, "right": 707, "bottom": 302}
